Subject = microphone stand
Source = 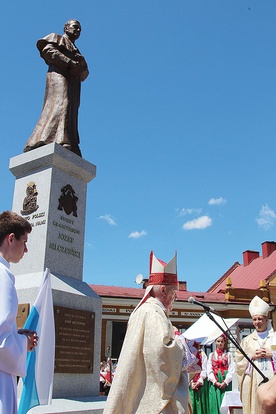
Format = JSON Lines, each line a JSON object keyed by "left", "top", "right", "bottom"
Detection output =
{"left": 204, "top": 309, "right": 269, "bottom": 385}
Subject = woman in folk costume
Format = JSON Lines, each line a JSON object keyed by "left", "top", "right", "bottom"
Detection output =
{"left": 207, "top": 334, "right": 235, "bottom": 414}
{"left": 235, "top": 296, "right": 276, "bottom": 414}
{"left": 104, "top": 358, "right": 115, "bottom": 396}
{"left": 189, "top": 344, "right": 209, "bottom": 414}
{"left": 104, "top": 251, "right": 196, "bottom": 414}
{"left": 100, "top": 362, "right": 106, "bottom": 396}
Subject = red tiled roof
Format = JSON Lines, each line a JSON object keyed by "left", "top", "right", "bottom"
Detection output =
{"left": 207, "top": 262, "right": 240, "bottom": 293}
{"left": 90, "top": 284, "right": 225, "bottom": 304}
{"left": 90, "top": 285, "right": 145, "bottom": 299}
{"left": 208, "top": 250, "right": 276, "bottom": 294}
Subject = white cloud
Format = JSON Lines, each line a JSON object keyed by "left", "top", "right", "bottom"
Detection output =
{"left": 98, "top": 214, "right": 117, "bottom": 226}
{"left": 178, "top": 208, "right": 202, "bottom": 216}
{"left": 256, "top": 204, "right": 276, "bottom": 230}
{"left": 208, "top": 197, "right": 226, "bottom": 206}
{"left": 183, "top": 215, "right": 212, "bottom": 230}
{"left": 128, "top": 230, "right": 147, "bottom": 239}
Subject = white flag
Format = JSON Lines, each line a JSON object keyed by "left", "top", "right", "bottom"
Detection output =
{"left": 18, "top": 268, "right": 55, "bottom": 413}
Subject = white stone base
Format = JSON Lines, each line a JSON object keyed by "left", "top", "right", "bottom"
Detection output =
{"left": 16, "top": 271, "right": 102, "bottom": 399}
{"left": 23, "top": 396, "right": 106, "bottom": 414}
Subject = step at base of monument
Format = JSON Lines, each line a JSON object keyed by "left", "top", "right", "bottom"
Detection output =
{"left": 25, "top": 396, "right": 106, "bottom": 414}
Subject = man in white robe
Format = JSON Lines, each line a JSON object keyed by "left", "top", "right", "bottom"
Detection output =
{"left": 104, "top": 251, "right": 194, "bottom": 414}
{"left": 0, "top": 211, "right": 38, "bottom": 414}
{"left": 235, "top": 296, "right": 276, "bottom": 414}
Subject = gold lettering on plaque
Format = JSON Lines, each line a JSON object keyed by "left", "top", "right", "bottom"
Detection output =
{"left": 54, "top": 306, "right": 95, "bottom": 374}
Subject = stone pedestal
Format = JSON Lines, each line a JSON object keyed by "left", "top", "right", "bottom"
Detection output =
{"left": 9, "top": 142, "right": 95, "bottom": 280}
{"left": 9, "top": 143, "right": 102, "bottom": 403}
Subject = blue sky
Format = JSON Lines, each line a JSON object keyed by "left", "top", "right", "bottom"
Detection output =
{"left": 2, "top": 1, "right": 276, "bottom": 292}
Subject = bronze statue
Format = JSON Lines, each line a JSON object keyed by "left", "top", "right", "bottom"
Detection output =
{"left": 24, "top": 20, "right": 89, "bottom": 157}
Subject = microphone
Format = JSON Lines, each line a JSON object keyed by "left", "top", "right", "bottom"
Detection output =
{"left": 188, "top": 296, "right": 215, "bottom": 312}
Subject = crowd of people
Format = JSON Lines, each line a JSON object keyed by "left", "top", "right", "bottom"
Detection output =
{"left": 187, "top": 301, "right": 276, "bottom": 414}
{"left": 207, "top": 334, "right": 234, "bottom": 412}
{"left": 102, "top": 250, "right": 276, "bottom": 414}
{"left": 100, "top": 332, "right": 238, "bottom": 413}
{"left": 188, "top": 334, "right": 234, "bottom": 414}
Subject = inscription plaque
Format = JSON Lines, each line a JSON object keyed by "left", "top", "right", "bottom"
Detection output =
{"left": 54, "top": 306, "right": 95, "bottom": 373}
{"left": 16, "top": 303, "right": 30, "bottom": 329}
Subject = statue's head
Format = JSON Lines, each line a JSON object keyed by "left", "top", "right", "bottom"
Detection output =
{"left": 64, "top": 20, "right": 81, "bottom": 41}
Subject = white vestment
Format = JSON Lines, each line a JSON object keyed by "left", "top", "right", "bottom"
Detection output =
{"left": 0, "top": 257, "right": 27, "bottom": 414}
{"left": 235, "top": 328, "right": 276, "bottom": 414}
{"left": 104, "top": 297, "right": 187, "bottom": 414}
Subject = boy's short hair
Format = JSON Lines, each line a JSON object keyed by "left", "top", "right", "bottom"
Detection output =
{"left": 0, "top": 211, "right": 32, "bottom": 245}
